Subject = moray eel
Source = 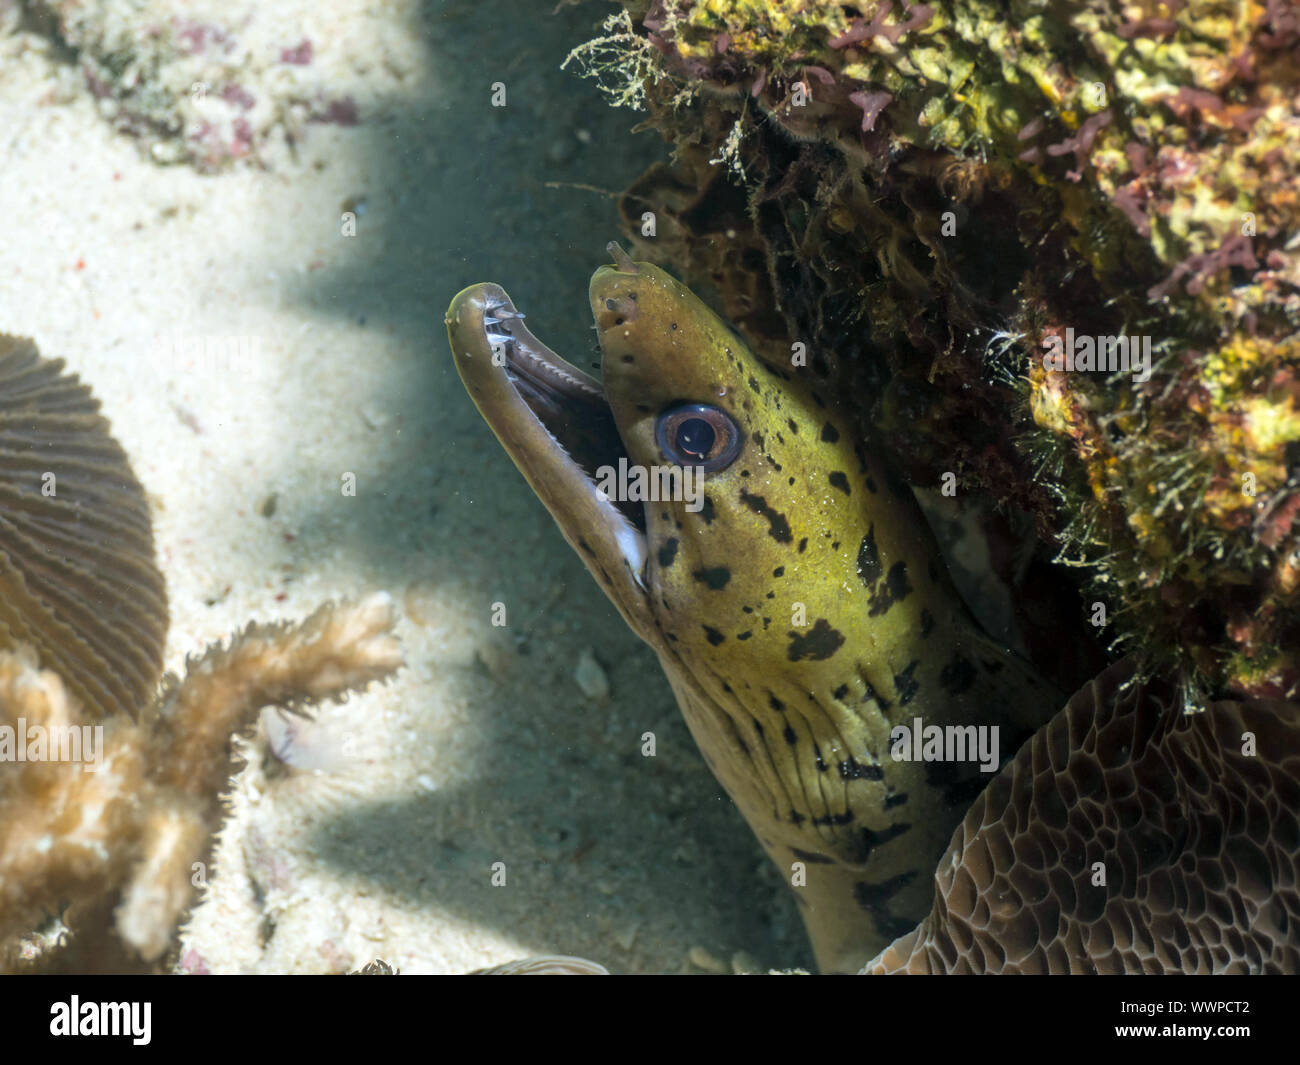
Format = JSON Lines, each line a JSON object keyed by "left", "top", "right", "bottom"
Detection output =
{"left": 446, "top": 245, "right": 1061, "bottom": 972}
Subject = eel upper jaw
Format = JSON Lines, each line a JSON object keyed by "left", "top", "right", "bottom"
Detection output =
{"left": 446, "top": 283, "right": 655, "bottom": 641}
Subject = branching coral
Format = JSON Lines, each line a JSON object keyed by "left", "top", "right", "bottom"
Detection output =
{"left": 0, "top": 596, "right": 402, "bottom": 971}
{"left": 571, "top": 0, "right": 1300, "bottom": 700}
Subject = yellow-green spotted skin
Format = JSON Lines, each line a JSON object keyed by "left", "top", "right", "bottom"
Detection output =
{"left": 447, "top": 253, "right": 1058, "bottom": 973}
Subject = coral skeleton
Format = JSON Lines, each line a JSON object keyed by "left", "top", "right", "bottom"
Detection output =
{"left": 0, "top": 596, "right": 402, "bottom": 971}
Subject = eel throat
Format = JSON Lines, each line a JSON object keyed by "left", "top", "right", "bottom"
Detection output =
{"left": 446, "top": 246, "right": 1061, "bottom": 972}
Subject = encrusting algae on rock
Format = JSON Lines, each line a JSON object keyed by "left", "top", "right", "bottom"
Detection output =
{"left": 566, "top": 1, "right": 1300, "bottom": 703}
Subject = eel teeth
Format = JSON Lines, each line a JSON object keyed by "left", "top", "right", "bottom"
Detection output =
{"left": 484, "top": 321, "right": 516, "bottom": 353}
{"left": 483, "top": 300, "right": 521, "bottom": 347}
{"left": 484, "top": 302, "right": 526, "bottom": 323}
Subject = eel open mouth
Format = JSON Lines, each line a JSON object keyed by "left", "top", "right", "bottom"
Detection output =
{"left": 446, "top": 277, "right": 652, "bottom": 625}
{"left": 476, "top": 285, "right": 643, "bottom": 532}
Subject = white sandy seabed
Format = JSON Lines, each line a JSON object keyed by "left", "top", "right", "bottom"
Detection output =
{"left": 0, "top": 0, "right": 813, "bottom": 973}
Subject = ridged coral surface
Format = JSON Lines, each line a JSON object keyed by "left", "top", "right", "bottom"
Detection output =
{"left": 0, "top": 335, "right": 168, "bottom": 718}
{"left": 866, "top": 659, "right": 1300, "bottom": 973}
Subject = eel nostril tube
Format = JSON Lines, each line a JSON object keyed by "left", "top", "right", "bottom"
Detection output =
{"left": 607, "top": 241, "right": 639, "bottom": 274}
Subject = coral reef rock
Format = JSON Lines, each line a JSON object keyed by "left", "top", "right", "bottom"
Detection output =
{"left": 568, "top": 2, "right": 1300, "bottom": 701}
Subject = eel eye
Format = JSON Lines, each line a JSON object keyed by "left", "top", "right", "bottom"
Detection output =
{"left": 655, "top": 403, "right": 743, "bottom": 472}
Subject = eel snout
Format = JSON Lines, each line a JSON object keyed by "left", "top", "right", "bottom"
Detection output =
{"left": 445, "top": 282, "right": 653, "bottom": 638}
{"left": 448, "top": 283, "right": 606, "bottom": 412}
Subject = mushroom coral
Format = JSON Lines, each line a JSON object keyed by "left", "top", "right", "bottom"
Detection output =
{"left": 0, "top": 334, "right": 167, "bottom": 718}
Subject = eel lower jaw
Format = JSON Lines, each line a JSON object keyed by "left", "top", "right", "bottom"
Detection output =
{"left": 446, "top": 283, "right": 654, "bottom": 638}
